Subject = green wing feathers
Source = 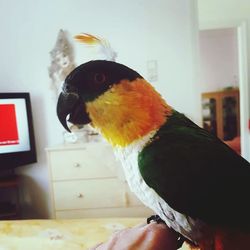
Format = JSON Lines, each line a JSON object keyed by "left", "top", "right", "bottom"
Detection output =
{"left": 138, "top": 111, "right": 250, "bottom": 230}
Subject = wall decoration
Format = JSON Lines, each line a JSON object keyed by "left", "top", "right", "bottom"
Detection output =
{"left": 48, "top": 29, "right": 76, "bottom": 96}
{"left": 50, "top": 31, "right": 116, "bottom": 143}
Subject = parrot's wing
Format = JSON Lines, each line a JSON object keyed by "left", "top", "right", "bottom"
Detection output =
{"left": 138, "top": 111, "right": 250, "bottom": 230}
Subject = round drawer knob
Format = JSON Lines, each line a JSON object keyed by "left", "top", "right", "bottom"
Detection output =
{"left": 78, "top": 193, "right": 84, "bottom": 198}
{"left": 74, "top": 163, "right": 81, "bottom": 168}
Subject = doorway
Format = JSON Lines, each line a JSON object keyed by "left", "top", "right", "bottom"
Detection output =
{"left": 199, "top": 22, "right": 249, "bottom": 160}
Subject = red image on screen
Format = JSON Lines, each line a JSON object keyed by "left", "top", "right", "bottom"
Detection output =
{"left": 0, "top": 104, "right": 19, "bottom": 146}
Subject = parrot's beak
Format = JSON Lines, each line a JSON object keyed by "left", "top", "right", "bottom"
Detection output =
{"left": 57, "top": 91, "right": 91, "bottom": 132}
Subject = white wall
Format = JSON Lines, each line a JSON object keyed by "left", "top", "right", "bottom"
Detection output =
{"left": 198, "top": 0, "right": 250, "bottom": 27}
{"left": 199, "top": 28, "right": 239, "bottom": 92}
{"left": 0, "top": 0, "right": 199, "bottom": 218}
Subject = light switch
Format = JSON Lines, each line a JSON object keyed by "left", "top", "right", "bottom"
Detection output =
{"left": 147, "top": 60, "right": 158, "bottom": 82}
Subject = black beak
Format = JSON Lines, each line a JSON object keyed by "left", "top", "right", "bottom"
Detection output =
{"left": 57, "top": 92, "right": 91, "bottom": 132}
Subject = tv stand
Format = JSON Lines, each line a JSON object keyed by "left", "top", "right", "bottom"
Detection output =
{"left": 0, "top": 175, "right": 20, "bottom": 220}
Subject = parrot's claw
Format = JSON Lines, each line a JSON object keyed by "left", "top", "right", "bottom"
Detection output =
{"left": 147, "top": 214, "right": 166, "bottom": 224}
{"left": 176, "top": 235, "right": 186, "bottom": 249}
{"left": 147, "top": 215, "right": 188, "bottom": 249}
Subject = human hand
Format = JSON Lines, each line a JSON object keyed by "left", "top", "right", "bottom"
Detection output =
{"left": 89, "top": 222, "right": 180, "bottom": 250}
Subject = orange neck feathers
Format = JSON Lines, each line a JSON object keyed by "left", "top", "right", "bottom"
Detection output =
{"left": 86, "top": 78, "right": 172, "bottom": 147}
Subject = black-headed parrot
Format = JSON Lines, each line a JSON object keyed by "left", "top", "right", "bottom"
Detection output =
{"left": 57, "top": 60, "right": 250, "bottom": 250}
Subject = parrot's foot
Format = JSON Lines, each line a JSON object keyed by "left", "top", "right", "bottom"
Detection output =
{"left": 147, "top": 215, "right": 194, "bottom": 249}
{"left": 147, "top": 214, "right": 166, "bottom": 224}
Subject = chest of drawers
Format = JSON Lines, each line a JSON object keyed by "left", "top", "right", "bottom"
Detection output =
{"left": 46, "top": 142, "right": 152, "bottom": 219}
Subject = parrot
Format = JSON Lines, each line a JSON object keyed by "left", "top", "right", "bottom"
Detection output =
{"left": 57, "top": 59, "right": 250, "bottom": 250}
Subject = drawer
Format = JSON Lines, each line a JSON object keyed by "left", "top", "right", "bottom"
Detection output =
{"left": 48, "top": 144, "right": 120, "bottom": 180}
{"left": 53, "top": 178, "right": 127, "bottom": 210}
{"left": 55, "top": 207, "right": 153, "bottom": 219}
{"left": 124, "top": 185, "right": 145, "bottom": 207}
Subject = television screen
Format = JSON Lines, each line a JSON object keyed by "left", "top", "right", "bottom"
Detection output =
{"left": 0, "top": 93, "right": 36, "bottom": 169}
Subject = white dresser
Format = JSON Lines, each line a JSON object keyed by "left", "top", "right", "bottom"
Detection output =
{"left": 46, "top": 142, "right": 152, "bottom": 219}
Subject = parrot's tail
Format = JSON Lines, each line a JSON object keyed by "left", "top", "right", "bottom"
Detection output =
{"left": 191, "top": 229, "right": 250, "bottom": 250}
{"left": 214, "top": 230, "right": 250, "bottom": 250}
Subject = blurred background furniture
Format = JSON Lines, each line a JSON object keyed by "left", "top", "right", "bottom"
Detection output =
{"left": 0, "top": 175, "right": 20, "bottom": 220}
{"left": 46, "top": 142, "right": 152, "bottom": 219}
{"left": 202, "top": 89, "right": 240, "bottom": 141}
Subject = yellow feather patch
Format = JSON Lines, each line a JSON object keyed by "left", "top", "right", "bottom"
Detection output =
{"left": 86, "top": 78, "right": 172, "bottom": 147}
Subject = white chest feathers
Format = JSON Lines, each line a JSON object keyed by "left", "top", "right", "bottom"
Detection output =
{"left": 114, "top": 133, "right": 207, "bottom": 243}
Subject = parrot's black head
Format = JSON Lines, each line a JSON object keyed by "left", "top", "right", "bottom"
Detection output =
{"left": 57, "top": 60, "right": 143, "bottom": 132}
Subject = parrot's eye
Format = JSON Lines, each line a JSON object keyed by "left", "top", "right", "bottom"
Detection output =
{"left": 94, "top": 73, "right": 106, "bottom": 84}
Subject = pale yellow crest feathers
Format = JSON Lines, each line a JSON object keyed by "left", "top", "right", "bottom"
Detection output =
{"left": 74, "top": 33, "right": 102, "bottom": 45}
{"left": 74, "top": 33, "right": 117, "bottom": 61}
